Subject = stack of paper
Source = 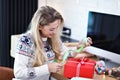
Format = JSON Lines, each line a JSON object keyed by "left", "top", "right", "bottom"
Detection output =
{"left": 71, "top": 77, "right": 93, "bottom": 80}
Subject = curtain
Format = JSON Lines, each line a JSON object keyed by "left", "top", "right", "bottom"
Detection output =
{"left": 0, "top": 0, "right": 37, "bottom": 68}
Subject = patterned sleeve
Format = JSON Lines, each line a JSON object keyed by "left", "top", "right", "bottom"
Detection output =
{"left": 16, "top": 35, "right": 34, "bottom": 57}
{"left": 14, "top": 34, "right": 50, "bottom": 79}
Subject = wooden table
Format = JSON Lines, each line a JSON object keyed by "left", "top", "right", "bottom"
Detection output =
{"left": 51, "top": 42, "right": 116, "bottom": 80}
{"left": 52, "top": 56, "right": 116, "bottom": 80}
{"left": 51, "top": 70, "right": 116, "bottom": 80}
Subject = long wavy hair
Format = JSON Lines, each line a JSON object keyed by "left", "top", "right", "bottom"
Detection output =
{"left": 28, "top": 6, "right": 64, "bottom": 66}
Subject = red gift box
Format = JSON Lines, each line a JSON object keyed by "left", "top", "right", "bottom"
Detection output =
{"left": 64, "top": 57, "right": 96, "bottom": 78}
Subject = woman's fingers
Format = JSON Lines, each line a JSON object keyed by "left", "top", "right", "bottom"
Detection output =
{"left": 77, "top": 37, "right": 93, "bottom": 48}
{"left": 55, "top": 63, "right": 63, "bottom": 72}
{"left": 85, "top": 37, "right": 93, "bottom": 47}
{"left": 48, "top": 62, "right": 63, "bottom": 73}
{"left": 87, "top": 37, "right": 93, "bottom": 44}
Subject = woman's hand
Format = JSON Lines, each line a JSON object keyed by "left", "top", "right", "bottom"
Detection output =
{"left": 71, "top": 37, "right": 93, "bottom": 58}
{"left": 77, "top": 37, "right": 92, "bottom": 48}
{"left": 48, "top": 62, "right": 63, "bottom": 73}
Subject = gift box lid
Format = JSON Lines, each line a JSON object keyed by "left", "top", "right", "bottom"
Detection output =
{"left": 65, "top": 58, "right": 96, "bottom": 65}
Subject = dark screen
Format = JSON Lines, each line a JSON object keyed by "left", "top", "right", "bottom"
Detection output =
{"left": 87, "top": 11, "right": 120, "bottom": 54}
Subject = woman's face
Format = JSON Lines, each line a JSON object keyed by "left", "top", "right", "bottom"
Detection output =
{"left": 39, "top": 19, "right": 60, "bottom": 38}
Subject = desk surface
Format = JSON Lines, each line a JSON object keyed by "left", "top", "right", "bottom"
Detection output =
{"left": 52, "top": 57, "right": 116, "bottom": 80}
{"left": 51, "top": 72, "right": 116, "bottom": 80}
{"left": 52, "top": 43, "right": 117, "bottom": 80}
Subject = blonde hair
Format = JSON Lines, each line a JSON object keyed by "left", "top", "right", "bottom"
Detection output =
{"left": 28, "top": 6, "right": 64, "bottom": 66}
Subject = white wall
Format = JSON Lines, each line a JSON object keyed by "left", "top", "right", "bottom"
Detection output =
{"left": 38, "top": 0, "right": 120, "bottom": 40}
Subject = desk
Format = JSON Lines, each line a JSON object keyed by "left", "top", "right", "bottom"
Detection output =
{"left": 52, "top": 57, "right": 116, "bottom": 80}
{"left": 51, "top": 70, "right": 116, "bottom": 80}
{"left": 51, "top": 61, "right": 116, "bottom": 80}
{"left": 52, "top": 42, "right": 116, "bottom": 80}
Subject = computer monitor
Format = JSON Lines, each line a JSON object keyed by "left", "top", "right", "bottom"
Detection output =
{"left": 85, "top": 11, "right": 120, "bottom": 64}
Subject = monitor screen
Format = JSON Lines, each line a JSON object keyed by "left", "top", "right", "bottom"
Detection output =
{"left": 87, "top": 11, "right": 120, "bottom": 54}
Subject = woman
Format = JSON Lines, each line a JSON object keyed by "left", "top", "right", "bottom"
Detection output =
{"left": 13, "top": 6, "right": 92, "bottom": 80}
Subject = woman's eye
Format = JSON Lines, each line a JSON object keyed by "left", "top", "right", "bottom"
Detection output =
{"left": 49, "top": 29, "right": 55, "bottom": 31}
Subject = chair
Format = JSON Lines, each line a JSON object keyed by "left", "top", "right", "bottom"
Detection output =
{"left": 10, "top": 34, "right": 21, "bottom": 58}
{"left": 0, "top": 66, "right": 14, "bottom": 80}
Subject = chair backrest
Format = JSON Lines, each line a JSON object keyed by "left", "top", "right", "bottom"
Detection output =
{"left": 0, "top": 67, "right": 14, "bottom": 80}
{"left": 10, "top": 34, "right": 21, "bottom": 58}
